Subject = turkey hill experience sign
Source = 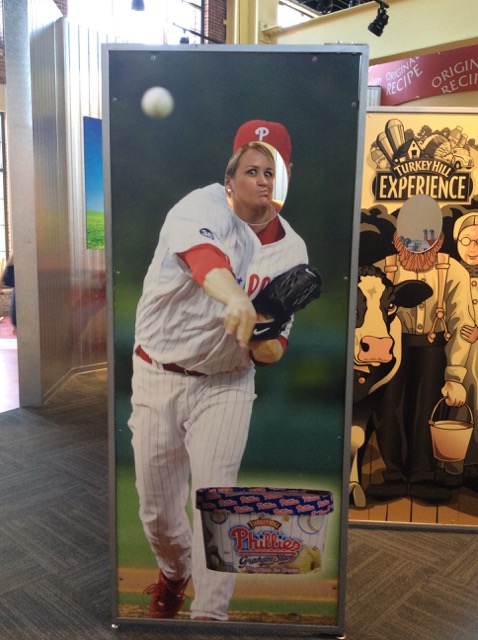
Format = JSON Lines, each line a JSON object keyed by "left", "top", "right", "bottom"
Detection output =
{"left": 371, "top": 118, "right": 474, "bottom": 203}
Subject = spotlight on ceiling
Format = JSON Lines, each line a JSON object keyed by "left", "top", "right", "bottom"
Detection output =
{"left": 349, "top": 0, "right": 363, "bottom": 6}
{"left": 316, "top": 0, "right": 334, "bottom": 15}
{"left": 368, "top": 0, "right": 389, "bottom": 37}
{"left": 131, "top": 0, "right": 145, "bottom": 11}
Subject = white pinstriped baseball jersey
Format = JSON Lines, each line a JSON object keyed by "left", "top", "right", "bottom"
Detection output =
{"left": 134, "top": 182, "right": 308, "bottom": 373}
{"left": 130, "top": 181, "right": 309, "bottom": 620}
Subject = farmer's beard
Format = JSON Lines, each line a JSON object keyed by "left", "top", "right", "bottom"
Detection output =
{"left": 393, "top": 231, "right": 444, "bottom": 272}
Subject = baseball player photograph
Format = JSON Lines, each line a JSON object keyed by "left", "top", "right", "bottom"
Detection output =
{"left": 106, "top": 45, "right": 367, "bottom": 632}
{"left": 128, "top": 123, "right": 321, "bottom": 621}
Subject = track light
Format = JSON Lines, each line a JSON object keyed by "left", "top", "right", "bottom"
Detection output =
{"left": 131, "top": 0, "right": 145, "bottom": 11}
{"left": 349, "top": 0, "right": 362, "bottom": 6}
{"left": 368, "top": 1, "right": 389, "bottom": 37}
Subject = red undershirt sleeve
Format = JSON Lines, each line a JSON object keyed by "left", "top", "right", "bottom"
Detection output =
{"left": 177, "top": 243, "right": 234, "bottom": 287}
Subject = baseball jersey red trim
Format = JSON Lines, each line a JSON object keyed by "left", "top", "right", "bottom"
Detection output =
{"left": 256, "top": 215, "right": 285, "bottom": 244}
{"left": 178, "top": 244, "right": 233, "bottom": 286}
{"left": 178, "top": 217, "right": 285, "bottom": 287}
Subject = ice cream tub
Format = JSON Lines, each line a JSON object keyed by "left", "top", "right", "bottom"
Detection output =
{"left": 196, "top": 487, "right": 333, "bottom": 575}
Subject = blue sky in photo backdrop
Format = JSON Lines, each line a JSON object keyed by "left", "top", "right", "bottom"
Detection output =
{"left": 84, "top": 117, "right": 103, "bottom": 214}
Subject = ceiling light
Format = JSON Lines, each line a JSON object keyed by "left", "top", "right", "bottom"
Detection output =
{"left": 368, "top": 1, "right": 389, "bottom": 37}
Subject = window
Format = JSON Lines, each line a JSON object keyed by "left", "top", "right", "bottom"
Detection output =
{"left": 67, "top": 0, "right": 204, "bottom": 45}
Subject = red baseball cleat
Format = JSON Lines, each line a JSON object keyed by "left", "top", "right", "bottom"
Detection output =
{"left": 144, "top": 571, "right": 190, "bottom": 618}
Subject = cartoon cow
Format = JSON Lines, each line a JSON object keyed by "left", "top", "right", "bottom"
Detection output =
{"left": 350, "top": 265, "right": 432, "bottom": 507}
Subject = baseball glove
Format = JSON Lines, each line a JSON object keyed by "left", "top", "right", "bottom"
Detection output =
{"left": 251, "top": 264, "right": 322, "bottom": 341}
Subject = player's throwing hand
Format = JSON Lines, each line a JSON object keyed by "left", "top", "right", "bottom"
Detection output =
{"left": 203, "top": 267, "right": 257, "bottom": 349}
{"left": 223, "top": 293, "right": 257, "bottom": 349}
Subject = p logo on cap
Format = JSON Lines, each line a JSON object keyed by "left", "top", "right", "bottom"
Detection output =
{"left": 233, "top": 120, "right": 292, "bottom": 166}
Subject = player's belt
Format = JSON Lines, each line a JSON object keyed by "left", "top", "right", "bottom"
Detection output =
{"left": 135, "top": 346, "right": 204, "bottom": 376}
{"left": 162, "top": 362, "right": 204, "bottom": 376}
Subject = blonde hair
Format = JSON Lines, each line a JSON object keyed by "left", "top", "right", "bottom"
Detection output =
{"left": 225, "top": 142, "right": 275, "bottom": 180}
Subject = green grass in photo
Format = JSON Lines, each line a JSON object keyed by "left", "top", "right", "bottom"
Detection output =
{"left": 86, "top": 210, "right": 105, "bottom": 249}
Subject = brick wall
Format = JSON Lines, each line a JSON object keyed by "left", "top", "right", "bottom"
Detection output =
{"left": 204, "top": 0, "right": 226, "bottom": 44}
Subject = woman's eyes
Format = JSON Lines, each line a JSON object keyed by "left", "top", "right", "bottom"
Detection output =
{"left": 246, "top": 168, "right": 274, "bottom": 177}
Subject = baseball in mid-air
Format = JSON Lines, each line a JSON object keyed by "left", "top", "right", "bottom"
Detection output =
{"left": 141, "top": 86, "right": 174, "bottom": 118}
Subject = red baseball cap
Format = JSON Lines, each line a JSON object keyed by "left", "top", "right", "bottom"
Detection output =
{"left": 233, "top": 120, "right": 292, "bottom": 166}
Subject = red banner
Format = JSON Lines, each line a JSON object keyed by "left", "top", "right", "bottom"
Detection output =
{"left": 368, "top": 44, "right": 478, "bottom": 106}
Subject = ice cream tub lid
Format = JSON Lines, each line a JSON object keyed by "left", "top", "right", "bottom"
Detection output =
{"left": 196, "top": 487, "right": 333, "bottom": 517}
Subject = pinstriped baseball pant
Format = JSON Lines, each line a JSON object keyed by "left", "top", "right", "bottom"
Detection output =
{"left": 128, "top": 354, "right": 256, "bottom": 620}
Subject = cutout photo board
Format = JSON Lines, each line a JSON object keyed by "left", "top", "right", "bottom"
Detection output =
{"left": 351, "top": 108, "right": 478, "bottom": 529}
{"left": 104, "top": 44, "right": 368, "bottom": 635}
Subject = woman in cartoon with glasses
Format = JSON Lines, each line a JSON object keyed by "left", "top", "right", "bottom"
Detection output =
{"left": 447, "top": 212, "right": 478, "bottom": 490}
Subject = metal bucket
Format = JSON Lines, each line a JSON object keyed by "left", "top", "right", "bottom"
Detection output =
{"left": 196, "top": 487, "right": 333, "bottom": 575}
{"left": 428, "top": 398, "right": 474, "bottom": 463}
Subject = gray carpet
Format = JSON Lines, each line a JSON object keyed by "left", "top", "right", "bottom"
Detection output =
{"left": 0, "top": 369, "right": 477, "bottom": 640}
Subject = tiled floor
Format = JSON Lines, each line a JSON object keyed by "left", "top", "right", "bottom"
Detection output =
{"left": 0, "top": 314, "right": 19, "bottom": 412}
